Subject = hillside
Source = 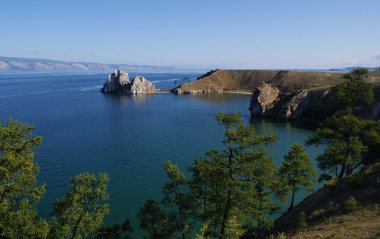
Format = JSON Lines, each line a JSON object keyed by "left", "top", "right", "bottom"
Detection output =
{"left": 0, "top": 56, "right": 171, "bottom": 71}
{"left": 171, "top": 69, "right": 380, "bottom": 94}
{"left": 271, "top": 164, "right": 380, "bottom": 238}
{"left": 171, "top": 70, "right": 346, "bottom": 94}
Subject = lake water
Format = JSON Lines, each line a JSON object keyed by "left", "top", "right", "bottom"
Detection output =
{"left": 0, "top": 71, "right": 321, "bottom": 235}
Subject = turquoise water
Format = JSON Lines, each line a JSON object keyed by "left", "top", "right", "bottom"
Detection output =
{"left": 0, "top": 71, "right": 321, "bottom": 234}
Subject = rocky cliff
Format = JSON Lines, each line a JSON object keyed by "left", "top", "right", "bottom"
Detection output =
{"left": 249, "top": 83, "right": 332, "bottom": 120}
{"left": 101, "top": 70, "right": 156, "bottom": 94}
{"left": 249, "top": 82, "right": 380, "bottom": 121}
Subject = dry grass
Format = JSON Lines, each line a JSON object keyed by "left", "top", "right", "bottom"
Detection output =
{"left": 173, "top": 70, "right": 380, "bottom": 94}
{"left": 287, "top": 205, "right": 380, "bottom": 239}
{"left": 271, "top": 164, "right": 380, "bottom": 239}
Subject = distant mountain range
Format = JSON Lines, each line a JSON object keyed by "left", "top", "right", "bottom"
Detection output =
{"left": 0, "top": 56, "right": 173, "bottom": 71}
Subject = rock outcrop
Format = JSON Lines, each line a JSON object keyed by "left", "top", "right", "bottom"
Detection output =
{"left": 101, "top": 69, "right": 130, "bottom": 93}
{"left": 277, "top": 89, "right": 331, "bottom": 119}
{"left": 126, "top": 76, "right": 156, "bottom": 94}
{"left": 101, "top": 70, "right": 156, "bottom": 94}
{"left": 249, "top": 83, "right": 332, "bottom": 120}
{"left": 249, "top": 83, "right": 281, "bottom": 117}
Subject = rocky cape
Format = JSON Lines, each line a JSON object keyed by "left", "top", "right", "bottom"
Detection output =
{"left": 170, "top": 69, "right": 380, "bottom": 121}
{"left": 101, "top": 70, "right": 157, "bottom": 94}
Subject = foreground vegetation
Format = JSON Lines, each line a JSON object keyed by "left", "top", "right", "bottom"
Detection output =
{"left": 0, "top": 69, "right": 379, "bottom": 238}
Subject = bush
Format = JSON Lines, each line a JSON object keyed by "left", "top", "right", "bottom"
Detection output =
{"left": 296, "top": 212, "right": 308, "bottom": 229}
{"left": 309, "top": 209, "right": 326, "bottom": 219}
{"left": 345, "top": 174, "right": 364, "bottom": 189}
{"left": 344, "top": 196, "right": 359, "bottom": 212}
{"left": 326, "top": 201, "right": 340, "bottom": 214}
{"left": 269, "top": 232, "right": 286, "bottom": 239}
{"left": 326, "top": 178, "right": 338, "bottom": 190}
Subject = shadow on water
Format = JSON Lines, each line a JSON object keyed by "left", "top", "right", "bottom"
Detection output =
{"left": 191, "top": 93, "right": 250, "bottom": 103}
{"left": 250, "top": 117, "right": 318, "bottom": 131}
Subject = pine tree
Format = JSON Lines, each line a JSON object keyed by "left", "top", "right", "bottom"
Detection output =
{"left": 95, "top": 219, "right": 134, "bottom": 239}
{"left": 137, "top": 199, "right": 174, "bottom": 239}
{"left": 189, "top": 112, "right": 282, "bottom": 238}
{"left": 0, "top": 119, "right": 49, "bottom": 238}
{"left": 307, "top": 114, "right": 367, "bottom": 180}
{"left": 162, "top": 160, "right": 192, "bottom": 239}
{"left": 49, "top": 172, "right": 109, "bottom": 239}
{"left": 280, "top": 144, "right": 316, "bottom": 211}
{"left": 332, "top": 68, "right": 374, "bottom": 115}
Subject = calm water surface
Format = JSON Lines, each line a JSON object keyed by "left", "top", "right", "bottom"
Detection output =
{"left": 0, "top": 71, "right": 321, "bottom": 235}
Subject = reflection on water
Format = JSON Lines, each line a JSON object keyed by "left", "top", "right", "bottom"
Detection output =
{"left": 192, "top": 93, "right": 249, "bottom": 103}
{"left": 250, "top": 117, "right": 317, "bottom": 131}
{"left": 102, "top": 93, "right": 155, "bottom": 105}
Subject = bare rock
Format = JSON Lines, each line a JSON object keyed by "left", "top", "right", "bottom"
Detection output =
{"left": 101, "top": 69, "right": 130, "bottom": 93}
{"left": 125, "top": 76, "right": 157, "bottom": 94}
{"left": 249, "top": 82, "right": 281, "bottom": 117}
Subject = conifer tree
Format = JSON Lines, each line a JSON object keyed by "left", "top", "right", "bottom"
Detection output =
{"left": 137, "top": 199, "right": 174, "bottom": 239}
{"left": 307, "top": 114, "right": 367, "bottom": 180}
{"left": 280, "top": 144, "right": 316, "bottom": 211}
{"left": 332, "top": 68, "right": 374, "bottom": 114}
{"left": 0, "top": 119, "right": 49, "bottom": 238}
{"left": 49, "top": 172, "right": 109, "bottom": 239}
{"left": 95, "top": 219, "right": 134, "bottom": 239}
{"left": 190, "top": 112, "right": 281, "bottom": 238}
{"left": 162, "top": 161, "right": 192, "bottom": 239}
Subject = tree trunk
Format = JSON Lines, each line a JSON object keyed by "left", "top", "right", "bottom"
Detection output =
{"left": 220, "top": 188, "right": 231, "bottom": 239}
{"left": 338, "top": 164, "right": 346, "bottom": 178}
{"left": 220, "top": 148, "right": 233, "bottom": 239}
{"left": 70, "top": 208, "right": 88, "bottom": 239}
{"left": 288, "top": 187, "right": 296, "bottom": 211}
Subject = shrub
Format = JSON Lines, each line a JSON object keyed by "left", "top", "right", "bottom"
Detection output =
{"left": 326, "top": 178, "right": 338, "bottom": 190}
{"left": 296, "top": 212, "right": 308, "bottom": 229}
{"left": 326, "top": 201, "right": 339, "bottom": 214}
{"left": 345, "top": 174, "right": 364, "bottom": 189}
{"left": 310, "top": 209, "right": 326, "bottom": 219}
{"left": 269, "top": 232, "right": 287, "bottom": 239}
{"left": 344, "top": 196, "right": 359, "bottom": 212}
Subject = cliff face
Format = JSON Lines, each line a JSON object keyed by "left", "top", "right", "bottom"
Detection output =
{"left": 249, "top": 83, "right": 380, "bottom": 121}
{"left": 249, "top": 83, "right": 332, "bottom": 120}
{"left": 171, "top": 69, "right": 345, "bottom": 94}
{"left": 101, "top": 70, "right": 156, "bottom": 94}
{"left": 249, "top": 83, "right": 281, "bottom": 117}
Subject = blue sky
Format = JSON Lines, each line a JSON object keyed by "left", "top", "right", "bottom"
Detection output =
{"left": 1, "top": 0, "right": 379, "bottom": 69}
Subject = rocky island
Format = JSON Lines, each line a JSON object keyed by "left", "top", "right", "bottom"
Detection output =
{"left": 101, "top": 69, "right": 157, "bottom": 94}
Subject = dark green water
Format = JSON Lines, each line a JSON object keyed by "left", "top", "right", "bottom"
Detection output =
{"left": 0, "top": 71, "right": 321, "bottom": 235}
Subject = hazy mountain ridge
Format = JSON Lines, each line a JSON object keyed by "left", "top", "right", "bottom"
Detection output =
{"left": 0, "top": 56, "right": 173, "bottom": 71}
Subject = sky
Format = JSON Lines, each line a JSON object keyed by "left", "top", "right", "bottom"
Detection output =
{"left": 1, "top": 0, "right": 380, "bottom": 69}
